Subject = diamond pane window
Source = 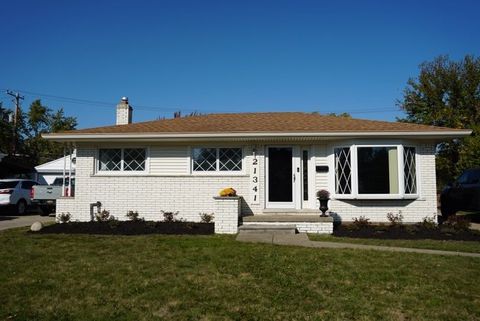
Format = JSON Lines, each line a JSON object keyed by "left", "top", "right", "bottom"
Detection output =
{"left": 334, "top": 147, "right": 352, "bottom": 194}
{"left": 124, "top": 148, "right": 146, "bottom": 171}
{"left": 219, "top": 148, "right": 242, "bottom": 171}
{"left": 404, "top": 147, "right": 417, "bottom": 194}
{"left": 193, "top": 148, "right": 217, "bottom": 171}
{"left": 99, "top": 149, "right": 121, "bottom": 171}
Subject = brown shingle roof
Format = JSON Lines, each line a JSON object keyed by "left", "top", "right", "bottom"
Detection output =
{"left": 55, "top": 112, "right": 466, "bottom": 135}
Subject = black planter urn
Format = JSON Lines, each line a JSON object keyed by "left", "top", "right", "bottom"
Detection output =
{"left": 318, "top": 198, "right": 329, "bottom": 217}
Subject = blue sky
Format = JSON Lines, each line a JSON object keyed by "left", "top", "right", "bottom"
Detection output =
{"left": 1, "top": 0, "right": 479, "bottom": 129}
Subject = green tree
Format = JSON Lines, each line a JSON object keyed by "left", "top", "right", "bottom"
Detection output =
{"left": 22, "top": 100, "right": 77, "bottom": 164}
{"left": 27, "top": 99, "right": 50, "bottom": 137}
{"left": 398, "top": 55, "right": 480, "bottom": 187}
{"left": 326, "top": 112, "right": 352, "bottom": 118}
{"left": 50, "top": 108, "right": 77, "bottom": 133}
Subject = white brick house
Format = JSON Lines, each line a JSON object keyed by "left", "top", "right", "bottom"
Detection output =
{"left": 44, "top": 98, "right": 471, "bottom": 233}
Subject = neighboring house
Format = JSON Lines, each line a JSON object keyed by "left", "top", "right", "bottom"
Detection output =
{"left": 34, "top": 152, "right": 76, "bottom": 185}
{"left": 44, "top": 98, "right": 471, "bottom": 234}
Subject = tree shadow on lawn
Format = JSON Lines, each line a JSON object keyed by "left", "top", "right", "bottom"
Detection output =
{"left": 334, "top": 224, "right": 480, "bottom": 241}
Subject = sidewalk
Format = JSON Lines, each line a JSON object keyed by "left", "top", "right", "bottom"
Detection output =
{"left": 236, "top": 232, "right": 480, "bottom": 258}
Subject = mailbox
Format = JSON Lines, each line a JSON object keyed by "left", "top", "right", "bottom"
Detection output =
{"left": 316, "top": 166, "right": 329, "bottom": 173}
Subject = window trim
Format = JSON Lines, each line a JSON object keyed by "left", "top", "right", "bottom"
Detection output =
{"left": 330, "top": 143, "right": 419, "bottom": 200}
{"left": 95, "top": 147, "right": 149, "bottom": 175}
{"left": 190, "top": 146, "right": 245, "bottom": 176}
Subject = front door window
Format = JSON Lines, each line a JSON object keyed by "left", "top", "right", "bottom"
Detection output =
{"left": 268, "top": 147, "right": 293, "bottom": 203}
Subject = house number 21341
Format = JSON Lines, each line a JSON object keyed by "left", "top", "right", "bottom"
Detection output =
{"left": 250, "top": 157, "right": 260, "bottom": 204}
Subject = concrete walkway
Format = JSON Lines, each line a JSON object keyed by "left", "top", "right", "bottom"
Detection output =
{"left": 236, "top": 232, "right": 480, "bottom": 258}
{"left": 0, "top": 215, "right": 54, "bottom": 231}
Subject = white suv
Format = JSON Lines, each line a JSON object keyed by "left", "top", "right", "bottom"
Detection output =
{"left": 0, "top": 179, "right": 37, "bottom": 215}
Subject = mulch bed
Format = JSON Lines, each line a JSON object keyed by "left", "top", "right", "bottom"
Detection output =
{"left": 334, "top": 225, "right": 480, "bottom": 241}
{"left": 37, "top": 221, "right": 214, "bottom": 235}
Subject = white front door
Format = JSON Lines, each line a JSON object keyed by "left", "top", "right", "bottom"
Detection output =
{"left": 265, "top": 146, "right": 300, "bottom": 209}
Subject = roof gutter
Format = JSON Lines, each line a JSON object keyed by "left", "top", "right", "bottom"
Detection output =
{"left": 43, "top": 130, "right": 472, "bottom": 142}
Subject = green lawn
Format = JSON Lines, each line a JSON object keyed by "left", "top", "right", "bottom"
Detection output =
{"left": 1, "top": 228, "right": 480, "bottom": 321}
{"left": 308, "top": 234, "right": 480, "bottom": 254}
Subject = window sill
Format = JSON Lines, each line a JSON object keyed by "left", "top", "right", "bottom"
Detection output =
{"left": 191, "top": 172, "right": 247, "bottom": 177}
{"left": 91, "top": 173, "right": 249, "bottom": 178}
{"left": 94, "top": 171, "right": 149, "bottom": 177}
{"left": 333, "top": 194, "right": 420, "bottom": 201}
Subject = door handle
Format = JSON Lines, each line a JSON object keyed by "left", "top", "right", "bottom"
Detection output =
{"left": 293, "top": 173, "right": 296, "bottom": 182}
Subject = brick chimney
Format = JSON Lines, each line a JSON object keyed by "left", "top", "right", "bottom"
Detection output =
{"left": 116, "top": 97, "right": 132, "bottom": 125}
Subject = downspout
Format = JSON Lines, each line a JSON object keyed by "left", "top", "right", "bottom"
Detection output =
{"left": 68, "top": 145, "right": 72, "bottom": 197}
{"left": 62, "top": 146, "right": 66, "bottom": 197}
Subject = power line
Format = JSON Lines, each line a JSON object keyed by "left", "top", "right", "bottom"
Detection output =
{"left": 0, "top": 88, "right": 197, "bottom": 113}
{"left": 0, "top": 88, "right": 403, "bottom": 115}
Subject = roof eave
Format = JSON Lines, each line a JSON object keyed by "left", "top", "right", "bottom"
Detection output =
{"left": 42, "top": 130, "right": 473, "bottom": 143}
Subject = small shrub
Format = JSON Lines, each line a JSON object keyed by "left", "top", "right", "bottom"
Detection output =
{"left": 405, "top": 224, "right": 420, "bottom": 234}
{"left": 108, "top": 219, "right": 121, "bottom": 229}
{"left": 419, "top": 216, "right": 437, "bottom": 230}
{"left": 316, "top": 189, "right": 330, "bottom": 199}
{"left": 162, "top": 211, "right": 179, "bottom": 222}
{"left": 126, "top": 210, "right": 142, "bottom": 221}
{"left": 199, "top": 213, "right": 214, "bottom": 223}
{"left": 351, "top": 216, "right": 371, "bottom": 229}
{"left": 95, "top": 209, "right": 113, "bottom": 222}
{"left": 443, "top": 216, "right": 471, "bottom": 231}
{"left": 146, "top": 221, "right": 157, "bottom": 229}
{"left": 386, "top": 211, "right": 404, "bottom": 226}
{"left": 58, "top": 212, "right": 71, "bottom": 223}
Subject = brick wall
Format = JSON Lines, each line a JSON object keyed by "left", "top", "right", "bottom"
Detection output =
{"left": 214, "top": 197, "right": 241, "bottom": 234}
{"left": 57, "top": 147, "right": 257, "bottom": 222}
{"left": 59, "top": 142, "right": 438, "bottom": 224}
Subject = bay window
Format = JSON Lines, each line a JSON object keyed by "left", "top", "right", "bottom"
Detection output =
{"left": 334, "top": 145, "right": 418, "bottom": 198}
{"left": 334, "top": 147, "right": 352, "bottom": 194}
{"left": 357, "top": 147, "right": 398, "bottom": 194}
{"left": 403, "top": 147, "right": 417, "bottom": 194}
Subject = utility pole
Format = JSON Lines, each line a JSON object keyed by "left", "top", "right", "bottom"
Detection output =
{"left": 6, "top": 90, "right": 24, "bottom": 154}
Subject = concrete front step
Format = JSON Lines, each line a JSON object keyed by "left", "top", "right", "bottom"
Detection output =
{"left": 261, "top": 209, "right": 319, "bottom": 214}
{"left": 238, "top": 224, "right": 297, "bottom": 234}
{"left": 241, "top": 215, "right": 334, "bottom": 234}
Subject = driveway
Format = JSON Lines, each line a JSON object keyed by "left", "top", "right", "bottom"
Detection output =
{"left": 0, "top": 213, "right": 54, "bottom": 231}
{"left": 471, "top": 223, "right": 480, "bottom": 231}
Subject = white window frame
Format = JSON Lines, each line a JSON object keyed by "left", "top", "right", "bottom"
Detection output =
{"left": 96, "top": 147, "right": 149, "bottom": 175}
{"left": 265, "top": 145, "right": 301, "bottom": 209}
{"left": 333, "top": 145, "right": 353, "bottom": 195}
{"left": 403, "top": 146, "right": 419, "bottom": 195}
{"left": 329, "top": 143, "right": 419, "bottom": 200}
{"left": 190, "top": 146, "right": 245, "bottom": 176}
